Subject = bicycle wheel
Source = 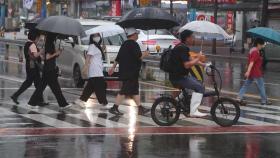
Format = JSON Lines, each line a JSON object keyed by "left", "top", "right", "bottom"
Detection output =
{"left": 211, "top": 97, "right": 240, "bottom": 127}
{"left": 151, "top": 97, "right": 180, "bottom": 126}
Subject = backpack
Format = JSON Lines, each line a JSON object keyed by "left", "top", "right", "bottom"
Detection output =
{"left": 160, "top": 45, "right": 173, "bottom": 73}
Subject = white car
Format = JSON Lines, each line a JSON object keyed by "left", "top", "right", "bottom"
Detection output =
{"left": 56, "top": 20, "right": 124, "bottom": 88}
{"left": 137, "top": 29, "right": 180, "bottom": 54}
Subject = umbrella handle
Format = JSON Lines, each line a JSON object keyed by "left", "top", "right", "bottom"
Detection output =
{"left": 200, "top": 38, "right": 204, "bottom": 52}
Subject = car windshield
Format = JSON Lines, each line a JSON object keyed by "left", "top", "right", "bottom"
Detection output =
{"left": 142, "top": 29, "right": 172, "bottom": 35}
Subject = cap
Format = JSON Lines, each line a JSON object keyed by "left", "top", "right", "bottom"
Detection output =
{"left": 125, "top": 27, "right": 140, "bottom": 36}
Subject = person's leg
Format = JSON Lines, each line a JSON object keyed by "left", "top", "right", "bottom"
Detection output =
{"left": 109, "top": 81, "right": 128, "bottom": 115}
{"left": 238, "top": 79, "right": 253, "bottom": 100}
{"left": 47, "top": 70, "right": 69, "bottom": 108}
{"left": 11, "top": 69, "right": 35, "bottom": 103}
{"left": 28, "top": 72, "right": 47, "bottom": 108}
{"left": 255, "top": 78, "right": 270, "bottom": 105}
{"left": 79, "top": 78, "right": 95, "bottom": 102}
{"left": 32, "top": 68, "right": 47, "bottom": 104}
{"left": 177, "top": 76, "right": 206, "bottom": 117}
{"left": 92, "top": 77, "right": 108, "bottom": 105}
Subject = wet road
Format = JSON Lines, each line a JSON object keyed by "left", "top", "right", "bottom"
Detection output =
{"left": 0, "top": 53, "right": 280, "bottom": 157}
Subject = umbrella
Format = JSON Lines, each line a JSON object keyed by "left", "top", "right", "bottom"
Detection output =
{"left": 117, "top": 7, "right": 179, "bottom": 30}
{"left": 25, "top": 17, "right": 45, "bottom": 30}
{"left": 247, "top": 27, "right": 280, "bottom": 45}
{"left": 179, "top": 21, "right": 232, "bottom": 50}
{"left": 85, "top": 25, "right": 124, "bottom": 38}
{"left": 36, "top": 16, "right": 86, "bottom": 37}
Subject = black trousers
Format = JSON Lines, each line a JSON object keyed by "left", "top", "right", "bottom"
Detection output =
{"left": 28, "top": 69, "right": 68, "bottom": 107}
{"left": 80, "top": 77, "right": 108, "bottom": 105}
{"left": 12, "top": 67, "right": 45, "bottom": 102}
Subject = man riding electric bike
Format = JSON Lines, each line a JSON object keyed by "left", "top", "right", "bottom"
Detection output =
{"left": 169, "top": 30, "right": 207, "bottom": 117}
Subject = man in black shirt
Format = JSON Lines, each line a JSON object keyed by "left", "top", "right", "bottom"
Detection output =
{"left": 169, "top": 30, "right": 207, "bottom": 117}
{"left": 108, "top": 28, "right": 149, "bottom": 115}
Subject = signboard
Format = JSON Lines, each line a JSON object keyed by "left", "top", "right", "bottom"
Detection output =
{"left": 188, "top": 9, "right": 197, "bottom": 22}
{"left": 140, "top": 0, "right": 150, "bottom": 7}
{"left": 110, "top": 0, "right": 121, "bottom": 16}
{"left": 226, "top": 11, "right": 234, "bottom": 31}
{"left": 197, "top": 0, "right": 236, "bottom": 4}
{"left": 37, "top": 0, "right": 42, "bottom": 16}
{"left": 23, "top": 0, "right": 34, "bottom": 10}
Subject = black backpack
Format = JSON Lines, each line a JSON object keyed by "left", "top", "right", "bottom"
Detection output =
{"left": 160, "top": 45, "right": 173, "bottom": 73}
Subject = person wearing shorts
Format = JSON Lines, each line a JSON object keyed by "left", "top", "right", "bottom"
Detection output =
{"left": 108, "top": 28, "right": 149, "bottom": 115}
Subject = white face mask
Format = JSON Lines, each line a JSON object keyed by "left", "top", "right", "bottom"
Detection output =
{"left": 92, "top": 36, "right": 101, "bottom": 43}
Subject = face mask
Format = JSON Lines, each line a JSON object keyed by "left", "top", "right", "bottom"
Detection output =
{"left": 92, "top": 36, "right": 101, "bottom": 43}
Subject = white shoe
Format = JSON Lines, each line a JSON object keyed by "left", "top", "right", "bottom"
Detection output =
{"left": 74, "top": 99, "right": 86, "bottom": 108}
{"left": 59, "top": 104, "right": 72, "bottom": 111}
{"left": 190, "top": 110, "right": 207, "bottom": 117}
{"left": 27, "top": 104, "right": 40, "bottom": 109}
{"left": 189, "top": 92, "right": 207, "bottom": 117}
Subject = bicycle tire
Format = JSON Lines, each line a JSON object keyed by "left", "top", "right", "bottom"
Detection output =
{"left": 211, "top": 97, "right": 240, "bottom": 127}
{"left": 151, "top": 97, "right": 180, "bottom": 126}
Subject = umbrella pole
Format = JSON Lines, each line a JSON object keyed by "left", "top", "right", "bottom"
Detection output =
{"left": 200, "top": 38, "right": 204, "bottom": 52}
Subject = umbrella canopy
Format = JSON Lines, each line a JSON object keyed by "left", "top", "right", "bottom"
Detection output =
{"left": 25, "top": 17, "right": 45, "bottom": 30}
{"left": 247, "top": 27, "right": 280, "bottom": 45}
{"left": 179, "top": 21, "right": 231, "bottom": 40}
{"left": 117, "top": 7, "right": 179, "bottom": 30}
{"left": 36, "top": 16, "right": 86, "bottom": 37}
{"left": 85, "top": 25, "right": 124, "bottom": 38}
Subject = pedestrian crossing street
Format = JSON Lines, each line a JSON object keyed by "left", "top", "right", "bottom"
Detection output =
{"left": 0, "top": 99, "right": 279, "bottom": 129}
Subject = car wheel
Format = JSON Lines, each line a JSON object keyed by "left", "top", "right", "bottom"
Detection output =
{"left": 73, "top": 65, "right": 85, "bottom": 88}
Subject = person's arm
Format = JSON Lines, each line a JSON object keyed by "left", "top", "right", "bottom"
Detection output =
{"left": 140, "top": 51, "right": 149, "bottom": 59}
{"left": 183, "top": 57, "right": 200, "bottom": 69}
{"left": 46, "top": 50, "right": 60, "bottom": 60}
{"left": 245, "top": 62, "right": 254, "bottom": 78}
{"left": 29, "top": 43, "right": 40, "bottom": 58}
{"left": 85, "top": 54, "right": 92, "bottom": 66}
{"left": 108, "top": 61, "right": 118, "bottom": 76}
{"left": 198, "top": 61, "right": 206, "bottom": 67}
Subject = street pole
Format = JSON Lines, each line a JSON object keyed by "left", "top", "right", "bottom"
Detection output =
{"left": 212, "top": 0, "right": 218, "bottom": 54}
{"left": 261, "top": 0, "right": 268, "bottom": 27}
{"left": 170, "top": 0, "right": 173, "bottom": 15}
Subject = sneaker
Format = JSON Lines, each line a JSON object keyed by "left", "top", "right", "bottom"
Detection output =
{"left": 261, "top": 101, "right": 272, "bottom": 105}
{"left": 38, "top": 102, "right": 49, "bottom": 107}
{"left": 27, "top": 104, "right": 40, "bottom": 109}
{"left": 59, "top": 104, "right": 72, "bottom": 111}
{"left": 138, "top": 106, "right": 150, "bottom": 115}
{"left": 74, "top": 99, "right": 86, "bottom": 108}
{"left": 109, "top": 105, "right": 124, "bottom": 116}
{"left": 11, "top": 96, "right": 19, "bottom": 104}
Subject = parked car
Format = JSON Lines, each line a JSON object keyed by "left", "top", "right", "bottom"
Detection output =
{"left": 137, "top": 29, "right": 180, "bottom": 54}
{"left": 56, "top": 20, "right": 125, "bottom": 87}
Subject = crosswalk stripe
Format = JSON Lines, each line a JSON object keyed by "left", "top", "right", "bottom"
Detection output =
{"left": 199, "top": 105, "right": 276, "bottom": 126}
{"left": 249, "top": 104, "right": 280, "bottom": 111}
{"left": 247, "top": 113, "right": 280, "bottom": 123}
{"left": 20, "top": 114, "right": 81, "bottom": 128}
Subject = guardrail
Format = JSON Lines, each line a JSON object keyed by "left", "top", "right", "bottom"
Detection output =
{"left": 0, "top": 38, "right": 26, "bottom": 62}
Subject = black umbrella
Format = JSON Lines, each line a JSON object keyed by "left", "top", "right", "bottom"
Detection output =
{"left": 117, "top": 7, "right": 179, "bottom": 30}
{"left": 36, "top": 16, "right": 86, "bottom": 37}
{"left": 25, "top": 17, "right": 45, "bottom": 30}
